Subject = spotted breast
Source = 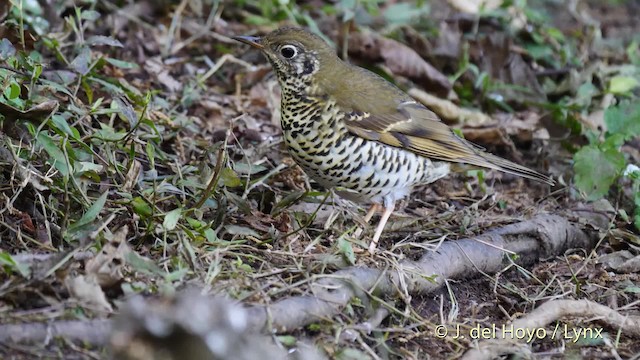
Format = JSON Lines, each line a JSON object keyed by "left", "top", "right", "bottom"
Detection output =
{"left": 281, "top": 91, "right": 451, "bottom": 206}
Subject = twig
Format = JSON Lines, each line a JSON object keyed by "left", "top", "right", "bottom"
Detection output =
{"left": 193, "top": 146, "right": 225, "bottom": 210}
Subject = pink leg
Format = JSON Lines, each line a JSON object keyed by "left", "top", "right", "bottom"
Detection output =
{"left": 354, "top": 204, "right": 380, "bottom": 238}
{"left": 369, "top": 202, "right": 395, "bottom": 254}
{"left": 363, "top": 203, "right": 380, "bottom": 223}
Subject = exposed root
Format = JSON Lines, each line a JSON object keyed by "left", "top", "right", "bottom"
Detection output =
{"left": 0, "top": 211, "right": 614, "bottom": 350}
{"left": 245, "top": 212, "right": 609, "bottom": 332}
{"left": 462, "top": 299, "right": 640, "bottom": 359}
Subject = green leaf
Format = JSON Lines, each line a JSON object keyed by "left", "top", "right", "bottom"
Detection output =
{"left": 163, "top": 208, "right": 182, "bottom": 231}
{"left": 186, "top": 217, "right": 204, "bottom": 229}
{"left": 573, "top": 145, "right": 626, "bottom": 200}
{"left": 145, "top": 142, "right": 155, "bottom": 168}
{"left": 86, "top": 35, "right": 123, "bottom": 48}
{"left": 94, "top": 123, "right": 127, "bottom": 141}
{"left": 605, "top": 102, "right": 640, "bottom": 139}
{"left": 608, "top": 75, "right": 639, "bottom": 94}
{"left": 131, "top": 197, "right": 153, "bottom": 218}
{"left": 69, "top": 192, "right": 108, "bottom": 231}
{"left": 80, "top": 10, "right": 101, "bottom": 21}
{"left": 105, "top": 58, "right": 140, "bottom": 69}
{"left": 204, "top": 228, "right": 218, "bottom": 243}
{"left": 125, "top": 251, "right": 165, "bottom": 276}
{"left": 75, "top": 161, "right": 104, "bottom": 175}
{"left": 0, "top": 252, "right": 31, "bottom": 278}
{"left": 50, "top": 114, "right": 76, "bottom": 138}
{"left": 220, "top": 168, "right": 242, "bottom": 187}
{"left": 70, "top": 47, "right": 92, "bottom": 75}
{"left": 383, "top": 3, "right": 427, "bottom": 25}
{"left": 277, "top": 335, "right": 297, "bottom": 347}
{"left": 37, "top": 133, "right": 70, "bottom": 177}
{"left": 337, "top": 236, "right": 356, "bottom": 265}
{"left": 7, "top": 82, "right": 20, "bottom": 99}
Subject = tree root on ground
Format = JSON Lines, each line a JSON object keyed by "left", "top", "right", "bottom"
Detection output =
{"left": 462, "top": 299, "right": 640, "bottom": 360}
{"left": 245, "top": 212, "right": 611, "bottom": 332}
{"left": 0, "top": 209, "right": 622, "bottom": 351}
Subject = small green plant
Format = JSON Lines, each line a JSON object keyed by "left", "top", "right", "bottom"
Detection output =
{"left": 573, "top": 101, "right": 640, "bottom": 229}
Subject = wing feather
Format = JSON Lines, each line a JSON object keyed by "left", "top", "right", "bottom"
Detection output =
{"left": 344, "top": 101, "right": 553, "bottom": 184}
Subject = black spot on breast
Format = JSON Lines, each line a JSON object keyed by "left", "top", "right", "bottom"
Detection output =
{"left": 302, "top": 59, "right": 314, "bottom": 75}
{"left": 349, "top": 162, "right": 363, "bottom": 174}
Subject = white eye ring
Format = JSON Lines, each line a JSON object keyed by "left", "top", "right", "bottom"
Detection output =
{"left": 280, "top": 45, "right": 298, "bottom": 59}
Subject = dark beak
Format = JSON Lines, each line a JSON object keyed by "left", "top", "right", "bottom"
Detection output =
{"left": 232, "top": 35, "right": 264, "bottom": 50}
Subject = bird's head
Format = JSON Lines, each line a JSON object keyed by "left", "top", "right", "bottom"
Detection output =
{"left": 233, "top": 27, "right": 338, "bottom": 83}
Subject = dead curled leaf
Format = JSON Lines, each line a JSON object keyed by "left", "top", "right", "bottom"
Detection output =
{"left": 410, "top": 87, "right": 548, "bottom": 152}
{"left": 409, "top": 88, "right": 492, "bottom": 126}
{"left": 244, "top": 210, "right": 292, "bottom": 233}
{"left": 144, "top": 57, "right": 182, "bottom": 92}
{"left": 347, "top": 31, "right": 452, "bottom": 98}
{"left": 471, "top": 33, "right": 546, "bottom": 104}
{"left": 65, "top": 226, "right": 131, "bottom": 312}
{"left": 65, "top": 275, "right": 114, "bottom": 313}
{"left": 85, "top": 226, "right": 131, "bottom": 287}
{"left": 0, "top": 100, "right": 58, "bottom": 122}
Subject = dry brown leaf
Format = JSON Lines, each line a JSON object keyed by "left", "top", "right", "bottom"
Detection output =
{"left": 122, "top": 160, "right": 142, "bottom": 193}
{"left": 598, "top": 251, "right": 640, "bottom": 273}
{"left": 85, "top": 226, "right": 130, "bottom": 287}
{"left": 65, "top": 275, "right": 114, "bottom": 312}
{"left": 431, "top": 22, "right": 463, "bottom": 64}
{"left": 65, "top": 226, "right": 130, "bottom": 312}
{"left": 578, "top": 93, "right": 614, "bottom": 133}
{"left": 0, "top": 100, "right": 58, "bottom": 122}
{"left": 461, "top": 127, "right": 520, "bottom": 158}
{"left": 347, "top": 31, "right": 452, "bottom": 98}
{"left": 494, "top": 111, "right": 550, "bottom": 142}
{"left": 472, "top": 33, "right": 546, "bottom": 104}
{"left": 409, "top": 88, "right": 493, "bottom": 126}
{"left": 144, "top": 57, "right": 182, "bottom": 92}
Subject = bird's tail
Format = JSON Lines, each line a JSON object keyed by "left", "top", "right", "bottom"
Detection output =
{"left": 450, "top": 152, "right": 554, "bottom": 185}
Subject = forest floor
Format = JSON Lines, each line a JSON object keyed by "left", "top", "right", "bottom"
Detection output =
{"left": 1, "top": 0, "right": 639, "bottom": 359}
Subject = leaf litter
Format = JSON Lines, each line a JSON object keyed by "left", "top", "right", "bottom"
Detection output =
{"left": 0, "top": 0, "right": 639, "bottom": 358}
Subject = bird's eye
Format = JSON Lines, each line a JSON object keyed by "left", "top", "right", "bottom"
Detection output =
{"left": 280, "top": 45, "right": 298, "bottom": 59}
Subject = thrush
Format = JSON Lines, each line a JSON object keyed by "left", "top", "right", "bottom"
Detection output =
{"left": 233, "top": 27, "right": 553, "bottom": 253}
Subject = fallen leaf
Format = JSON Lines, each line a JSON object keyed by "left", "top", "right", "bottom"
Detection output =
{"left": 85, "top": 226, "right": 130, "bottom": 287}
{"left": 409, "top": 88, "right": 493, "bottom": 126}
{"left": 65, "top": 275, "right": 113, "bottom": 312}
{"left": 472, "top": 33, "right": 546, "bottom": 104}
{"left": 0, "top": 100, "right": 58, "bottom": 122}
{"left": 144, "top": 57, "right": 182, "bottom": 92}
{"left": 122, "top": 160, "right": 142, "bottom": 192}
{"left": 599, "top": 250, "right": 640, "bottom": 273}
{"left": 347, "top": 31, "right": 452, "bottom": 97}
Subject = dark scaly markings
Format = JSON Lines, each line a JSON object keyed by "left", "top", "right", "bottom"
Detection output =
{"left": 276, "top": 59, "right": 449, "bottom": 204}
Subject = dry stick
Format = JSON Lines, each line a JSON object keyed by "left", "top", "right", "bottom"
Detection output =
{"left": 462, "top": 299, "right": 640, "bottom": 360}
{"left": 0, "top": 319, "right": 111, "bottom": 345}
{"left": 244, "top": 213, "right": 609, "bottom": 332}
{"left": 0, "top": 212, "right": 611, "bottom": 345}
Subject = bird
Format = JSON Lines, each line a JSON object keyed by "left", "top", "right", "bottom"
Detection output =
{"left": 233, "top": 27, "right": 553, "bottom": 254}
